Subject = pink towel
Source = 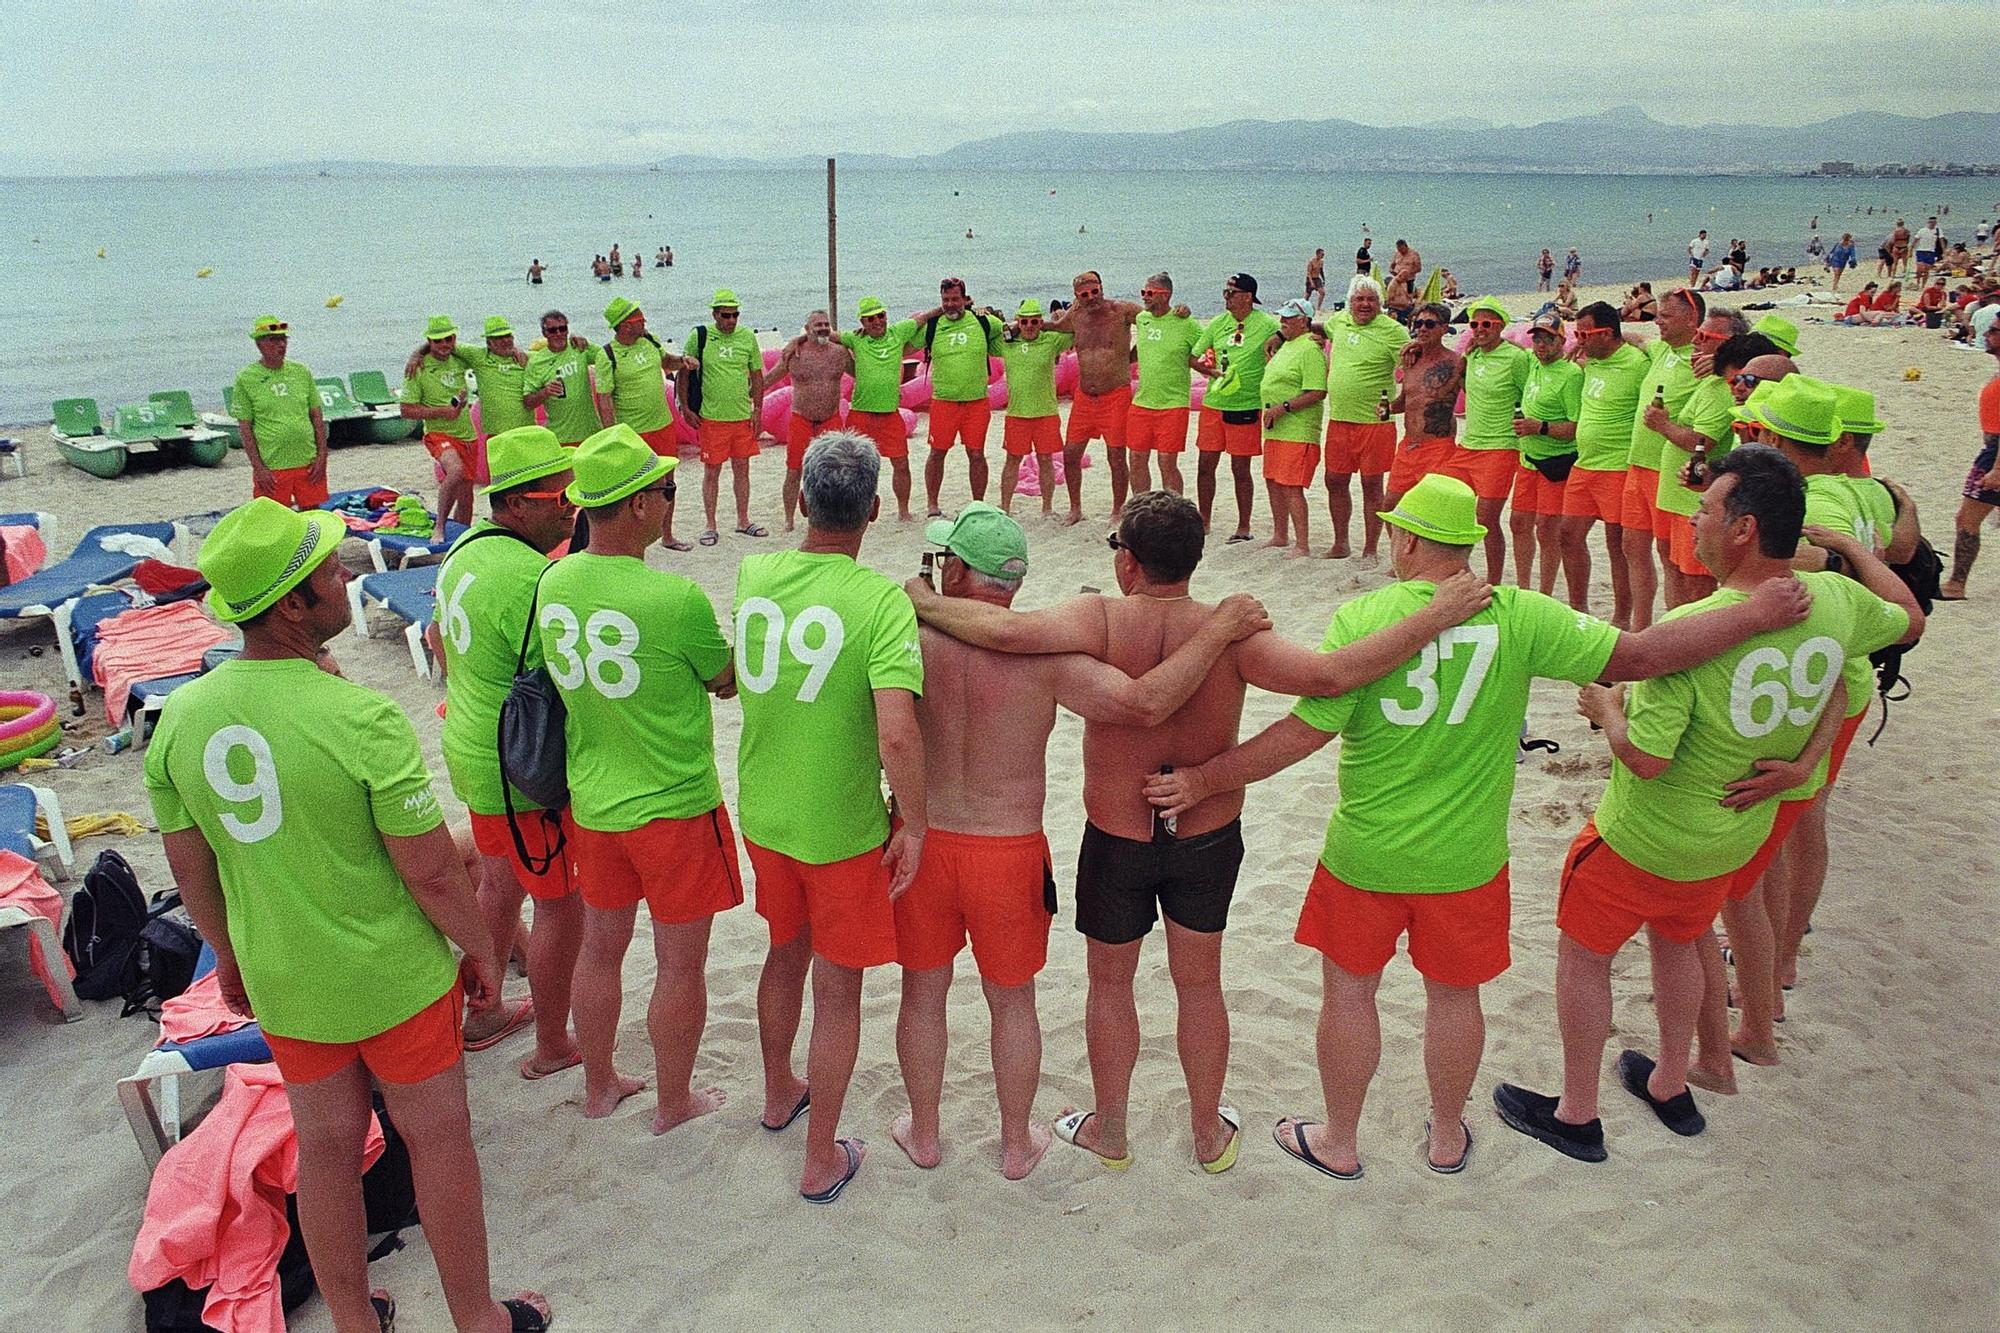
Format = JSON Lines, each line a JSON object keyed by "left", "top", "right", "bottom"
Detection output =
{"left": 89, "top": 601, "right": 234, "bottom": 728}
{"left": 158, "top": 971, "right": 252, "bottom": 1044}
{"left": 0, "top": 849, "right": 73, "bottom": 1011}
{"left": 1, "top": 525, "right": 46, "bottom": 584}
{"left": 129, "top": 1064, "right": 386, "bottom": 1332}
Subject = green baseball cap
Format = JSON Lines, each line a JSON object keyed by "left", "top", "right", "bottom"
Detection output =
{"left": 481, "top": 425, "right": 573, "bottom": 497}
{"left": 711, "top": 288, "right": 741, "bottom": 310}
{"left": 1830, "top": 384, "right": 1884, "bottom": 436}
{"left": 424, "top": 315, "right": 458, "bottom": 341}
{"left": 482, "top": 315, "right": 514, "bottom": 340}
{"left": 566, "top": 423, "right": 677, "bottom": 509}
{"left": 1464, "top": 296, "right": 1510, "bottom": 324}
{"left": 1732, "top": 375, "right": 1839, "bottom": 446}
{"left": 925, "top": 501, "right": 1029, "bottom": 579}
{"left": 1017, "top": 299, "right": 1044, "bottom": 318}
{"left": 1377, "top": 474, "right": 1486, "bottom": 546}
{"left": 604, "top": 296, "right": 643, "bottom": 329}
{"left": 200, "top": 498, "right": 347, "bottom": 624}
{"left": 1752, "top": 313, "right": 1800, "bottom": 357}
{"left": 856, "top": 296, "right": 888, "bottom": 319}
{"left": 250, "top": 315, "right": 289, "bottom": 341}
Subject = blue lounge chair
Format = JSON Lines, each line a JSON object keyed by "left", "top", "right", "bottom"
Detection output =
{"left": 0, "top": 522, "right": 185, "bottom": 690}
{"left": 344, "top": 565, "right": 440, "bottom": 677}
{"left": 64, "top": 589, "right": 234, "bottom": 743}
{"left": 319, "top": 488, "right": 464, "bottom": 572}
{"left": 0, "top": 783, "right": 79, "bottom": 1022}
{"left": 116, "top": 942, "right": 273, "bottom": 1168}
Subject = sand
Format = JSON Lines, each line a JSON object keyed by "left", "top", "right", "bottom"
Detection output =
{"left": 1, "top": 278, "right": 1995, "bottom": 1331}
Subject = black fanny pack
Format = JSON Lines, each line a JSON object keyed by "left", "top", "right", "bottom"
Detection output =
{"left": 1530, "top": 451, "right": 1578, "bottom": 483}
{"left": 1219, "top": 408, "right": 1259, "bottom": 426}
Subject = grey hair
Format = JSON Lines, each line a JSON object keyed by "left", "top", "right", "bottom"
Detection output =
{"left": 1414, "top": 301, "right": 1452, "bottom": 325}
{"left": 801, "top": 431, "right": 880, "bottom": 531}
{"left": 965, "top": 567, "right": 1023, "bottom": 596}
{"left": 1347, "top": 274, "right": 1383, "bottom": 304}
{"left": 1147, "top": 271, "right": 1173, "bottom": 293}
{"left": 1710, "top": 306, "right": 1750, "bottom": 336}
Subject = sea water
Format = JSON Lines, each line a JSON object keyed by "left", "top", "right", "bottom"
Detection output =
{"left": 2, "top": 166, "right": 1993, "bottom": 424}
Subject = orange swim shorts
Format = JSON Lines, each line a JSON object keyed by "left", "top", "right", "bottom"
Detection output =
{"left": 423, "top": 432, "right": 476, "bottom": 470}
{"left": 1125, "top": 404, "right": 1191, "bottom": 454}
{"left": 1622, "top": 465, "right": 1667, "bottom": 537}
{"left": 1261, "top": 439, "right": 1321, "bottom": 488}
{"left": 698, "top": 418, "right": 758, "bottom": 465}
{"left": 1387, "top": 435, "right": 1455, "bottom": 496}
{"left": 254, "top": 465, "right": 330, "bottom": 511}
{"left": 846, "top": 409, "right": 908, "bottom": 460}
{"left": 1003, "top": 414, "right": 1063, "bottom": 457}
{"left": 264, "top": 982, "right": 465, "bottom": 1086}
{"left": 928, "top": 398, "right": 991, "bottom": 451}
{"left": 892, "top": 828, "right": 1055, "bottom": 988}
{"left": 570, "top": 806, "right": 744, "bottom": 924}
{"left": 1562, "top": 465, "right": 1629, "bottom": 522}
{"left": 1196, "top": 406, "right": 1262, "bottom": 457}
{"left": 787, "top": 412, "right": 843, "bottom": 469}
{"left": 636, "top": 425, "right": 679, "bottom": 457}
{"left": 1066, "top": 384, "right": 1131, "bottom": 447}
{"left": 469, "top": 809, "right": 577, "bottom": 902}
{"left": 1323, "top": 420, "right": 1396, "bottom": 475}
{"left": 1511, "top": 461, "right": 1565, "bottom": 515}
{"left": 1556, "top": 820, "right": 1733, "bottom": 954}
{"left": 750, "top": 837, "right": 896, "bottom": 969}
{"left": 1294, "top": 862, "right": 1512, "bottom": 988}
{"left": 1441, "top": 445, "right": 1518, "bottom": 501}
{"left": 1727, "top": 797, "right": 1814, "bottom": 901}
{"left": 1667, "top": 512, "right": 1708, "bottom": 576}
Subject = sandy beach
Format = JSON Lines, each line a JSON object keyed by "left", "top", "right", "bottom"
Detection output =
{"left": 1, "top": 276, "right": 1995, "bottom": 1331}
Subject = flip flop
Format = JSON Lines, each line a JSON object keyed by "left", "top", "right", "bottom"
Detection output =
{"left": 1272, "top": 1117, "right": 1361, "bottom": 1180}
{"left": 760, "top": 1087, "right": 810, "bottom": 1132}
{"left": 1615, "top": 1049, "right": 1706, "bottom": 1136}
{"left": 735, "top": 523, "right": 770, "bottom": 538}
{"left": 501, "top": 1295, "right": 552, "bottom": 1331}
{"left": 1224, "top": 532, "right": 1254, "bottom": 544}
{"left": 698, "top": 529, "right": 719, "bottom": 547}
{"left": 372, "top": 1292, "right": 396, "bottom": 1332}
{"left": 1053, "top": 1110, "right": 1133, "bottom": 1171}
{"left": 1425, "top": 1118, "right": 1473, "bottom": 1174}
{"left": 801, "top": 1138, "right": 864, "bottom": 1205}
{"left": 463, "top": 998, "right": 534, "bottom": 1053}
{"left": 519, "top": 1050, "right": 583, "bottom": 1081}
{"left": 1200, "top": 1105, "right": 1242, "bottom": 1174}
{"left": 662, "top": 538, "right": 693, "bottom": 552}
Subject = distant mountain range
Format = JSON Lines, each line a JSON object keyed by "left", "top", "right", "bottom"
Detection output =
{"left": 653, "top": 108, "right": 2000, "bottom": 176}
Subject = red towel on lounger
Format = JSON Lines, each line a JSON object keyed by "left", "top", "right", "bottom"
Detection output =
{"left": 89, "top": 601, "right": 234, "bottom": 728}
{"left": 0, "top": 849, "right": 73, "bottom": 1010}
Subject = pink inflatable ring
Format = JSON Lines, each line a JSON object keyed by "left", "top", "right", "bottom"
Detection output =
{"left": 0, "top": 691, "right": 56, "bottom": 743}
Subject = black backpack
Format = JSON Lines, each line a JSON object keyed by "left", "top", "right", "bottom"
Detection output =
{"left": 642, "top": 326, "right": 701, "bottom": 414}
{"left": 63, "top": 848, "right": 149, "bottom": 1002}
{"left": 1867, "top": 532, "right": 1943, "bottom": 743}
{"left": 125, "top": 891, "right": 204, "bottom": 1018}
{"left": 498, "top": 563, "right": 569, "bottom": 875}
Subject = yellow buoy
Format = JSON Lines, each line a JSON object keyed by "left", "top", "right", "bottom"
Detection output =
{"left": 325, "top": 295, "right": 344, "bottom": 308}
{"left": 96, "top": 247, "right": 106, "bottom": 258}
{"left": 195, "top": 267, "right": 212, "bottom": 278}
{"left": 1903, "top": 367, "right": 1921, "bottom": 381}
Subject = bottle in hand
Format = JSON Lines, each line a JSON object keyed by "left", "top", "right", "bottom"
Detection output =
{"left": 1152, "top": 766, "right": 1178, "bottom": 843}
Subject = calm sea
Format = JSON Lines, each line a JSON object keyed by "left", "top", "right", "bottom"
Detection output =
{"left": 2, "top": 166, "right": 1994, "bottom": 424}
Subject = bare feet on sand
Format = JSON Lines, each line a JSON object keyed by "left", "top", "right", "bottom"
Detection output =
{"left": 652, "top": 1086, "right": 727, "bottom": 1135}
{"left": 1281, "top": 546, "right": 1311, "bottom": 560}
{"left": 891, "top": 1110, "right": 942, "bottom": 1168}
{"left": 518, "top": 1044, "right": 582, "bottom": 1080}
{"left": 1002, "top": 1122, "right": 1052, "bottom": 1180}
{"left": 1325, "top": 542, "right": 1351, "bottom": 559}
{"left": 1730, "top": 1029, "right": 1781, "bottom": 1067}
{"left": 1062, "top": 510, "right": 1086, "bottom": 527}
{"left": 581, "top": 1072, "right": 648, "bottom": 1119}
{"left": 1686, "top": 1061, "right": 1739, "bottom": 1095}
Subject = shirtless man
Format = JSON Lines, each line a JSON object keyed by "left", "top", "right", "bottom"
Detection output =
{"left": 906, "top": 490, "right": 1490, "bottom": 1172}
{"left": 1047, "top": 272, "right": 1139, "bottom": 525}
{"left": 1385, "top": 303, "right": 1464, "bottom": 511}
{"left": 1390, "top": 239, "right": 1423, "bottom": 287}
{"left": 771, "top": 311, "right": 854, "bottom": 531}
{"left": 1305, "top": 248, "right": 1328, "bottom": 311}
{"left": 893, "top": 503, "right": 1270, "bottom": 1179}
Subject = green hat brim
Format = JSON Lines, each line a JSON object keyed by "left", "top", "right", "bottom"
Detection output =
{"left": 566, "top": 452, "right": 677, "bottom": 509}
{"left": 1376, "top": 506, "right": 1486, "bottom": 546}
{"left": 206, "top": 510, "right": 346, "bottom": 624}
{"left": 480, "top": 447, "right": 574, "bottom": 497}
{"left": 1731, "top": 402, "right": 1838, "bottom": 446}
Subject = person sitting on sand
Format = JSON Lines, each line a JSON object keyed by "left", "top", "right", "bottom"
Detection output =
{"left": 1911, "top": 278, "right": 1948, "bottom": 325}
{"left": 1840, "top": 282, "right": 1881, "bottom": 322}
{"left": 1438, "top": 268, "right": 1460, "bottom": 300}
{"left": 1553, "top": 279, "right": 1579, "bottom": 321}
{"left": 1621, "top": 283, "right": 1658, "bottom": 322}
{"left": 1383, "top": 272, "right": 1417, "bottom": 322}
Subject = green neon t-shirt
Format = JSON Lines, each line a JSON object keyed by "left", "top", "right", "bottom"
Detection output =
{"left": 1000, "top": 331, "right": 1073, "bottom": 419}
{"left": 400, "top": 354, "right": 476, "bottom": 442}
{"left": 435, "top": 523, "right": 547, "bottom": 817}
{"left": 926, "top": 312, "right": 1004, "bottom": 403}
{"left": 1846, "top": 476, "right": 1896, "bottom": 554}
{"left": 1519, "top": 357, "right": 1584, "bottom": 463}
{"left": 1192, "top": 310, "right": 1282, "bottom": 412}
{"left": 1594, "top": 573, "right": 1909, "bottom": 878}
{"left": 599, "top": 335, "right": 673, "bottom": 434}
{"left": 536, "top": 552, "right": 730, "bottom": 832}
{"left": 1802, "top": 473, "right": 1894, "bottom": 720}
{"left": 1461, "top": 340, "right": 1533, "bottom": 450}
{"left": 1132, "top": 311, "right": 1204, "bottom": 410}
{"left": 453, "top": 347, "right": 532, "bottom": 437}
{"left": 689, "top": 324, "right": 760, "bottom": 423}
{"left": 732, "top": 551, "right": 924, "bottom": 864}
{"left": 142, "top": 659, "right": 455, "bottom": 1043}
{"left": 1573, "top": 342, "right": 1649, "bottom": 471}
{"left": 1655, "top": 374, "right": 1737, "bottom": 517}
{"left": 1323, "top": 311, "right": 1411, "bottom": 425}
{"left": 841, "top": 320, "right": 920, "bottom": 414}
{"left": 525, "top": 343, "right": 606, "bottom": 444}
{"left": 233, "top": 360, "right": 318, "bottom": 469}
{"left": 1293, "top": 584, "right": 1620, "bottom": 893}
{"left": 1260, "top": 335, "right": 1329, "bottom": 444}
{"left": 1626, "top": 338, "right": 1697, "bottom": 471}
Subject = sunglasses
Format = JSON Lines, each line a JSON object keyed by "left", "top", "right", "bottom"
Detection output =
{"left": 543, "top": 323, "right": 568, "bottom": 333}
{"left": 1105, "top": 532, "right": 1125, "bottom": 552}
{"left": 1692, "top": 326, "right": 1728, "bottom": 343}
{"left": 517, "top": 487, "right": 575, "bottom": 507}
{"left": 1469, "top": 318, "right": 1503, "bottom": 329}
{"left": 1140, "top": 288, "right": 1168, "bottom": 298}
{"left": 1411, "top": 319, "right": 1444, "bottom": 330}
{"left": 1732, "top": 373, "right": 1763, "bottom": 390}
{"left": 259, "top": 329, "right": 290, "bottom": 338}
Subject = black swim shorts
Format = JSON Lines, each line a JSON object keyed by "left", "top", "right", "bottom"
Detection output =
{"left": 1073, "top": 819, "right": 1245, "bottom": 944}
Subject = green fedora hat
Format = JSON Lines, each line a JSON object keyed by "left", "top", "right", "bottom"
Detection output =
{"left": 1732, "top": 375, "right": 1839, "bottom": 446}
{"left": 926, "top": 501, "right": 1029, "bottom": 579}
{"left": 1463, "top": 295, "right": 1510, "bottom": 324}
{"left": 200, "top": 497, "right": 346, "bottom": 624}
{"left": 1016, "top": 299, "right": 1044, "bottom": 318}
{"left": 710, "top": 287, "right": 741, "bottom": 310}
{"left": 424, "top": 314, "right": 458, "bottom": 341}
{"left": 1378, "top": 474, "right": 1487, "bottom": 546}
{"left": 482, "top": 314, "right": 515, "bottom": 340}
{"left": 856, "top": 296, "right": 888, "bottom": 319}
{"left": 604, "top": 296, "right": 643, "bottom": 329}
{"left": 566, "top": 423, "right": 677, "bottom": 509}
{"left": 1830, "top": 383, "right": 1885, "bottom": 436}
{"left": 481, "top": 425, "right": 573, "bottom": 496}
{"left": 1751, "top": 313, "right": 1799, "bottom": 357}
{"left": 249, "top": 314, "right": 290, "bottom": 341}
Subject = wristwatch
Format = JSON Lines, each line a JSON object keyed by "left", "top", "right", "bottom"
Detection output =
{"left": 1539, "top": 421, "right": 1548, "bottom": 435}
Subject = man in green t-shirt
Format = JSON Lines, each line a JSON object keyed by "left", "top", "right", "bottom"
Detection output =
{"left": 1127, "top": 272, "right": 1206, "bottom": 498}
{"left": 540, "top": 424, "right": 743, "bottom": 1132}
{"left": 1511, "top": 313, "right": 1586, "bottom": 599}
{"left": 1623, "top": 291, "right": 1704, "bottom": 626}
{"left": 399, "top": 316, "right": 479, "bottom": 534}
{"left": 1650, "top": 311, "right": 1749, "bottom": 604}
{"left": 235, "top": 315, "right": 328, "bottom": 509}
{"left": 732, "top": 430, "right": 927, "bottom": 1205}
{"left": 1259, "top": 299, "right": 1329, "bottom": 557}
{"left": 1450, "top": 297, "right": 1530, "bottom": 583}
{"left": 676, "top": 288, "right": 768, "bottom": 547}
{"left": 1497, "top": 447, "right": 1916, "bottom": 1164}
{"left": 146, "top": 498, "right": 550, "bottom": 1333}
{"left": 1557, "top": 302, "right": 1650, "bottom": 630}
{"left": 1317, "top": 276, "right": 1409, "bottom": 562}
{"left": 1190, "top": 274, "right": 1281, "bottom": 542}
{"left": 1145, "top": 473, "right": 1810, "bottom": 1179}
{"left": 431, "top": 426, "right": 582, "bottom": 1079}
{"left": 523, "top": 309, "right": 610, "bottom": 446}
{"left": 915, "top": 277, "right": 1006, "bottom": 518}
{"left": 403, "top": 315, "right": 534, "bottom": 467}
{"left": 839, "top": 297, "right": 921, "bottom": 521}
{"left": 996, "top": 300, "right": 1073, "bottom": 516}
{"left": 601, "top": 297, "right": 694, "bottom": 552}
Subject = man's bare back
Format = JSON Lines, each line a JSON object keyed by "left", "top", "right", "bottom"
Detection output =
{"left": 1400, "top": 344, "right": 1463, "bottom": 442}
{"left": 917, "top": 628, "right": 1062, "bottom": 836}
{"left": 777, "top": 336, "right": 851, "bottom": 424}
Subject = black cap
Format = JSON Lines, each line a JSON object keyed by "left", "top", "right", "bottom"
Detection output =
{"left": 1225, "top": 273, "right": 1260, "bottom": 302}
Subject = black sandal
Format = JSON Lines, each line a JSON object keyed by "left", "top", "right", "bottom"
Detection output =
{"left": 504, "top": 1295, "right": 553, "bottom": 1331}
{"left": 372, "top": 1293, "right": 396, "bottom": 1332}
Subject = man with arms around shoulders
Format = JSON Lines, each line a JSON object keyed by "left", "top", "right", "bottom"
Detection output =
{"left": 996, "top": 299, "right": 1073, "bottom": 517}
{"left": 1318, "top": 275, "right": 1408, "bottom": 563}
{"left": 1189, "top": 274, "right": 1277, "bottom": 543}
{"left": 735, "top": 432, "right": 928, "bottom": 1204}
{"left": 1650, "top": 310, "right": 1752, "bottom": 607}
{"left": 523, "top": 309, "right": 610, "bottom": 447}
{"left": 1044, "top": 270, "right": 1150, "bottom": 524}
{"left": 1259, "top": 299, "right": 1328, "bottom": 558}
{"left": 1510, "top": 312, "right": 1584, "bottom": 599}
{"left": 1452, "top": 296, "right": 1530, "bottom": 584}
{"left": 1496, "top": 447, "right": 1918, "bottom": 1162}
{"left": 1558, "top": 301, "right": 1649, "bottom": 628}
{"left": 916, "top": 277, "right": 1005, "bottom": 517}
{"left": 400, "top": 316, "right": 480, "bottom": 536}
{"left": 600, "top": 296, "right": 693, "bottom": 552}
{"left": 1145, "top": 475, "right": 1809, "bottom": 1179}
{"left": 678, "top": 288, "right": 767, "bottom": 547}
{"left": 839, "top": 296, "right": 921, "bottom": 521}
{"left": 541, "top": 425, "right": 744, "bottom": 1132}
{"left": 147, "top": 498, "right": 551, "bottom": 1333}
{"left": 1383, "top": 302, "right": 1463, "bottom": 512}
{"left": 906, "top": 490, "right": 1492, "bottom": 1172}
{"left": 891, "top": 503, "right": 1271, "bottom": 1179}
{"left": 235, "top": 315, "right": 328, "bottom": 509}
{"left": 1126, "top": 272, "right": 1206, "bottom": 499}
{"left": 405, "top": 315, "right": 534, "bottom": 448}
{"left": 1619, "top": 288, "right": 1703, "bottom": 630}
{"left": 771, "top": 309, "right": 855, "bottom": 532}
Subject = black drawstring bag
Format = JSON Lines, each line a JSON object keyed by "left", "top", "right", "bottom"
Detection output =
{"left": 498, "top": 563, "right": 568, "bottom": 874}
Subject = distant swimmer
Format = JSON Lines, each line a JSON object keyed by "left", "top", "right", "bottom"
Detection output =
{"left": 966, "top": 229, "right": 975, "bottom": 239}
{"left": 1389, "top": 239, "right": 1422, "bottom": 287}
{"left": 527, "top": 258, "right": 545, "bottom": 285}
{"left": 610, "top": 243, "right": 623, "bottom": 277}
{"left": 1355, "top": 235, "right": 1373, "bottom": 275}
{"left": 630, "top": 248, "right": 643, "bottom": 281}
{"left": 1078, "top": 225, "right": 1087, "bottom": 234}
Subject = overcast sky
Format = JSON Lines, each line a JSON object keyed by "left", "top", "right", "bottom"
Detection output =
{"left": 5, "top": 1, "right": 1996, "bottom": 174}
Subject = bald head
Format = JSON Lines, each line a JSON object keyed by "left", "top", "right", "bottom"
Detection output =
{"left": 1743, "top": 354, "right": 1797, "bottom": 382}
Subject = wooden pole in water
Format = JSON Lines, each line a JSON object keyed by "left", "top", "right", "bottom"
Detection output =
{"left": 826, "top": 157, "right": 839, "bottom": 324}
